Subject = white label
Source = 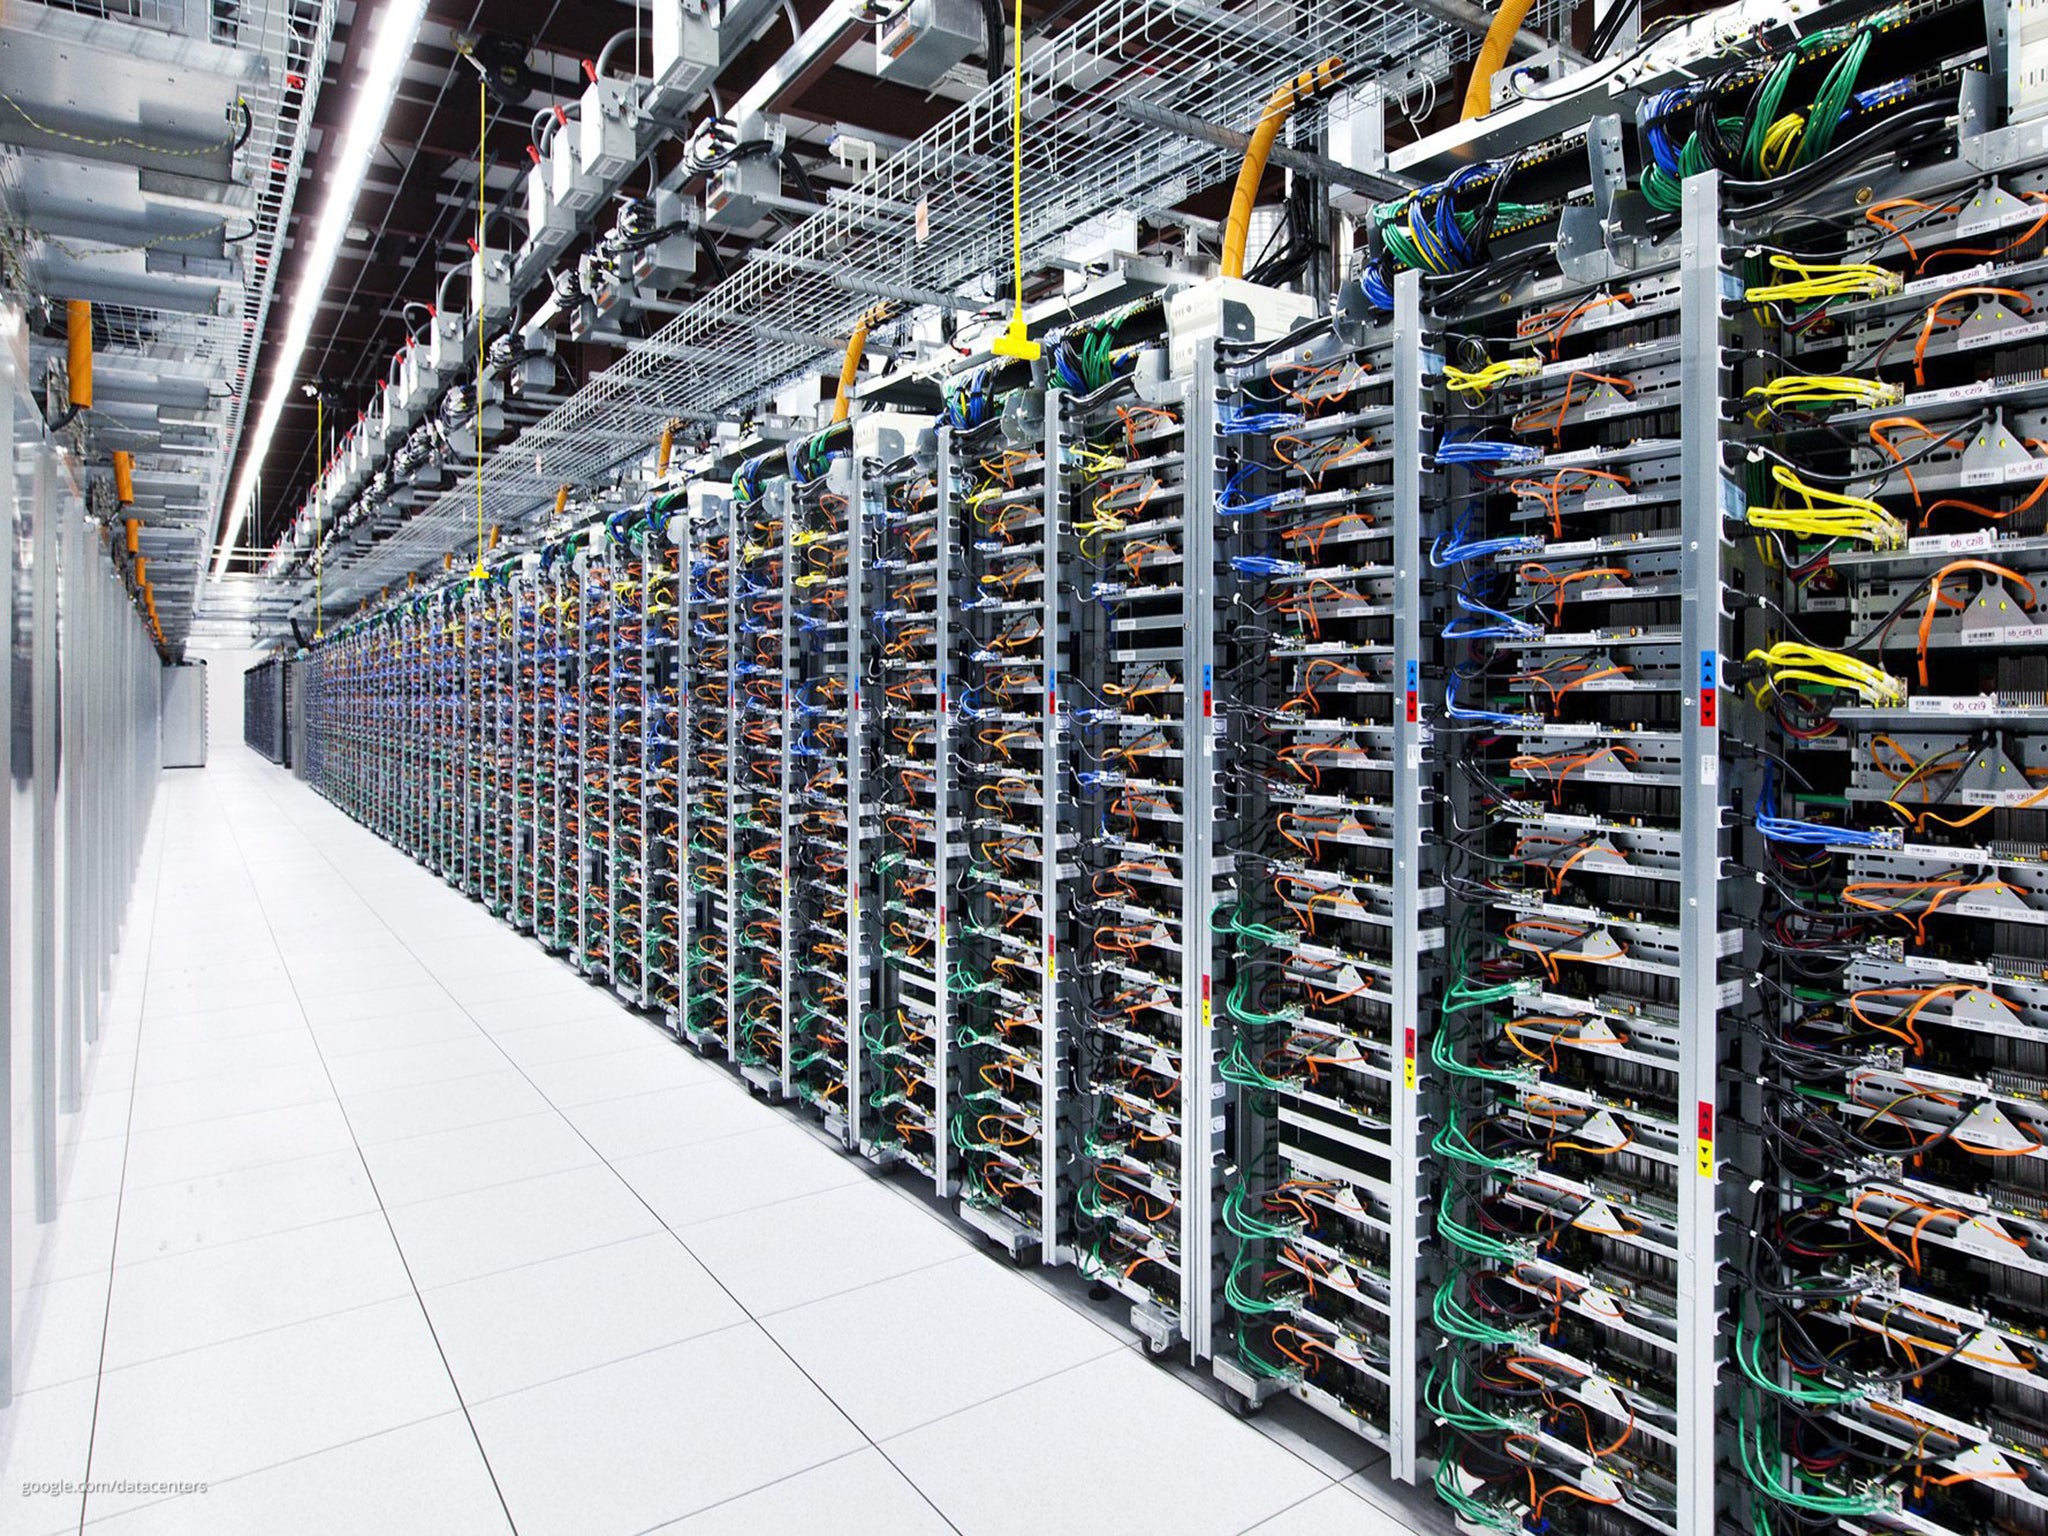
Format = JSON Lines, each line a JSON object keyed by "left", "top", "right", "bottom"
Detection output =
{"left": 1958, "top": 318, "right": 2048, "bottom": 350}
{"left": 1907, "top": 529, "right": 1995, "bottom": 554}
{"left": 1917, "top": 694, "right": 1998, "bottom": 715}
{"left": 1951, "top": 897, "right": 2042, "bottom": 921}
{"left": 1533, "top": 275, "right": 1567, "bottom": 298}
{"left": 1960, "top": 623, "right": 2048, "bottom": 647}
{"left": 1960, "top": 464, "right": 2006, "bottom": 488}
{"left": 1961, "top": 786, "right": 2044, "bottom": 805}
{"left": 1700, "top": 754, "right": 1718, "bottom": 784}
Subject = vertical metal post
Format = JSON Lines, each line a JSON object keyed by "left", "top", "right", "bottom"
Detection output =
{"left": 31, "top": 447, "right": 60, "bottom": 1219}
{"left": 1388, "top": 268, "right": 1431, "bottom": 1482}
{"left": 776, "top": 480, "right": 796, "bottom": 1087}
{"left": 845, "top": 465, "right": 867, "bottom": 1150}
{"left": 1181, "top": 351, "right": 1220, "bottom": 1362}
{"left": 1039, "top": 390, "right": 1065, "bottom": 1260}
{"left": 727, "top": 513, "right": 746, "bottom": 1046}
{"left": 672, "top": 518, "right": 690, "bottom": 1032}
{"left": 932, "top": 428, "right": 956, "bottom": 1198}
{"left": 0, "top": 321, "right": 18, "bottom": 1406}
{"left": 60, "top": 486, "right": 83, "bottom": 1111}
{"left": 1675, "top": 171, "right": 1727, "bottom": 1536}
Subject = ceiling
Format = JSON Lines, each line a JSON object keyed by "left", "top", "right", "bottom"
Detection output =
{"left": 0, "top": 0, "right": 334, "bottom": 645}
{"left": 227, "top": 0, "right": 1029, "bottom": 575}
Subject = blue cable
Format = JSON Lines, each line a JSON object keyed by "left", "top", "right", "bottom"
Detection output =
{"left": 1230, "top": 555, "right": 1305, "bottom": 580}
{"left": 1443, "top": 590, "right": 1543, "bottom": 641}
{"left": 1218, "top": 406, "right": 1303, "bottom": 435}
{"left": 1434, "top": 431, "right": 1542, "bottom": 466}
{"left": 1443, "top": 674, "right": 1536, "bottom": 729}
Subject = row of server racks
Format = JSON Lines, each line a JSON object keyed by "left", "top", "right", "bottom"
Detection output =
{"left": 302, "top": 6, "right": 2048, "bottom": 1532}
{"left": 243, "top": 655, "right": 291, "bottom": 766}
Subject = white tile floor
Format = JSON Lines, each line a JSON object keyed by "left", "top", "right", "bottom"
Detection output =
{"left": 4, "top": 742, "right": 1445, "bottom": 1535}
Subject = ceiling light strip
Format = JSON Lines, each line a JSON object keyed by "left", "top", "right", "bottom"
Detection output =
{"left": 210, "top": 0, "right": 433, "bottom": 580}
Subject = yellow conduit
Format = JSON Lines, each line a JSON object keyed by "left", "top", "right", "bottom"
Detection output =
{"left": 831, "top": 304, "right": 895, "bottom": 425}
{"left": 66, "top": 300, "right": 92, "bottom": 409}
{"left": 1222, "top": 58, "right": 1344, "bottom": 280}
{"left": 1461, "top": 0, "right": 1536, "bottom": 121}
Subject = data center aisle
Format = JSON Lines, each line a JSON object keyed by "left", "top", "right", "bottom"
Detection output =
{"left": 3, "top": 740, "right": 1436, "bottom": 1536}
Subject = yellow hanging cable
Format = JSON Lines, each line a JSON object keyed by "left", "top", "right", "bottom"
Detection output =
{"left": 1747, "top": 463, "right": 1907, "bottom": 549}
{"left": 471, "top": 75, "right": 489, "bottom": 580}
{"left": 1442, "top": 356, "right": 1541, "bottom": 401}
{"left": 1745, "top": 253, "right": 1900, "bottom": 305}
{"left": 991, "top": 0, "right": 1039, "bottom": 362}
{"left": 1746, "top": 373, "right": 1903, "bottom": 416}
{"left": 1744, "top": 641, "right": 1905, "bottom": 708}
{"left": 314, "top": 392, "right": 325, "bottom": 641}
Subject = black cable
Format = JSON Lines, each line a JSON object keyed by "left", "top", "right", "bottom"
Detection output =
{"left": 980, "top": 0, "right": 1005, "bottom": 85}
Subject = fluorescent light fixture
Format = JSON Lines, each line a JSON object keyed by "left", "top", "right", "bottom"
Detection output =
{"left": 211, "top": 0, "right": 432, "bottom": 579}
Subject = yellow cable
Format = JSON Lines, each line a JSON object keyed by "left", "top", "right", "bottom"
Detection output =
{"left": 1748, "top": 464, "right": 1907, "bottom": 548}
{"left": 992, "top": 0, "right": 1039, "bottom": 361}
{"left": 315, "top": 392, "right": 325, "bottom": 641}
{"left": 472, "top": 76, "right": 488, "bottom": 580}
{"left": 1745, "top": 642, "right": 1904, "bottom": 708}
{"left": 1746, "top": 374, "right": 1903, "bottom": 413}
{"left": 1443, "top": 356, "right": 1541, "bottom": 400}
{"left": 1745, "top": 254, "right": 1901, "bottom": 304}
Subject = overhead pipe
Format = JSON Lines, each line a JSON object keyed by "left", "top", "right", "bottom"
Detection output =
{"left": 831, "top": 303, "right": 896, "bottom": 425}
{"left": 1461, "top": 0, "right": 1538, "bottom": 120}
{"left": 112, "top": 450, "right": 135, "bottom": 505}
{"left": 66, "top": 300, "right": 93, "bottom": 410}
{"left": 1221, "top": 59, "right": 1345, "bottom": 280}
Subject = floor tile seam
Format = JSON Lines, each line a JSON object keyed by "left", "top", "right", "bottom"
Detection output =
{"left": 77, "top": 777, "right": 213, "bottom": 1529}
{"left": 453, "top": 1315, "right": 764, "bottom": 1410}
{"left": 328, "top": 861, "right": 973, "bottom": 1536}
{"left": 71, "top": 1408, "right": 463, "bottom": 1532}
{"left": 626, "top": 1445, "right": 876, "bottom": 1536}
{"left": 200, "top": 780, "right": 523, "bottom": 1535}
{"left": 255, "top": 758, "right": 1347, "bottom": 1533}
{"left": 112, "top": 1138, "right": 368, "bottom": 1196}
{"left": 262, "top": 764, "right": 1145, "bottom": 1531}
{"left": 1229, "top": 1484, "right": 1344, "bottom": 1535}
{"left": 766, "top": 1334, "right": 1133, "bottom": 1446}
{"left": 15, "top": 1288, "right": 420, "bottom": 1399}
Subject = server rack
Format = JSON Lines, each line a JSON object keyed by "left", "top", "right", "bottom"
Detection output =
{"left": 579, "top": 536, "right": 611, "bottom": 982}
{"left": 1203, "top": 287, "right": 1439, "bottom": 1463}
{"left": 785, "top": 428, "right": 860, "bottom": 1133}
{"left": 869, "top": 428, "right": 954, "bottom": 1186}
{"left": 945, "top": 374, "right": 1068, "bottom": 1262}
{"left": 733, "top": 454, "right": 790, "bottom": 1093}
{"left": 645, "top": 507, "right": 683, "bottom": 1020}
{"left": 682, "top": 486, "right": 736, "bottom": 1055}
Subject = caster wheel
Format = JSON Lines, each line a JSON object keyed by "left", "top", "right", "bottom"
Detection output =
{"left": 1224, "top": 1389, "right": 1264, "bottom": 1419}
